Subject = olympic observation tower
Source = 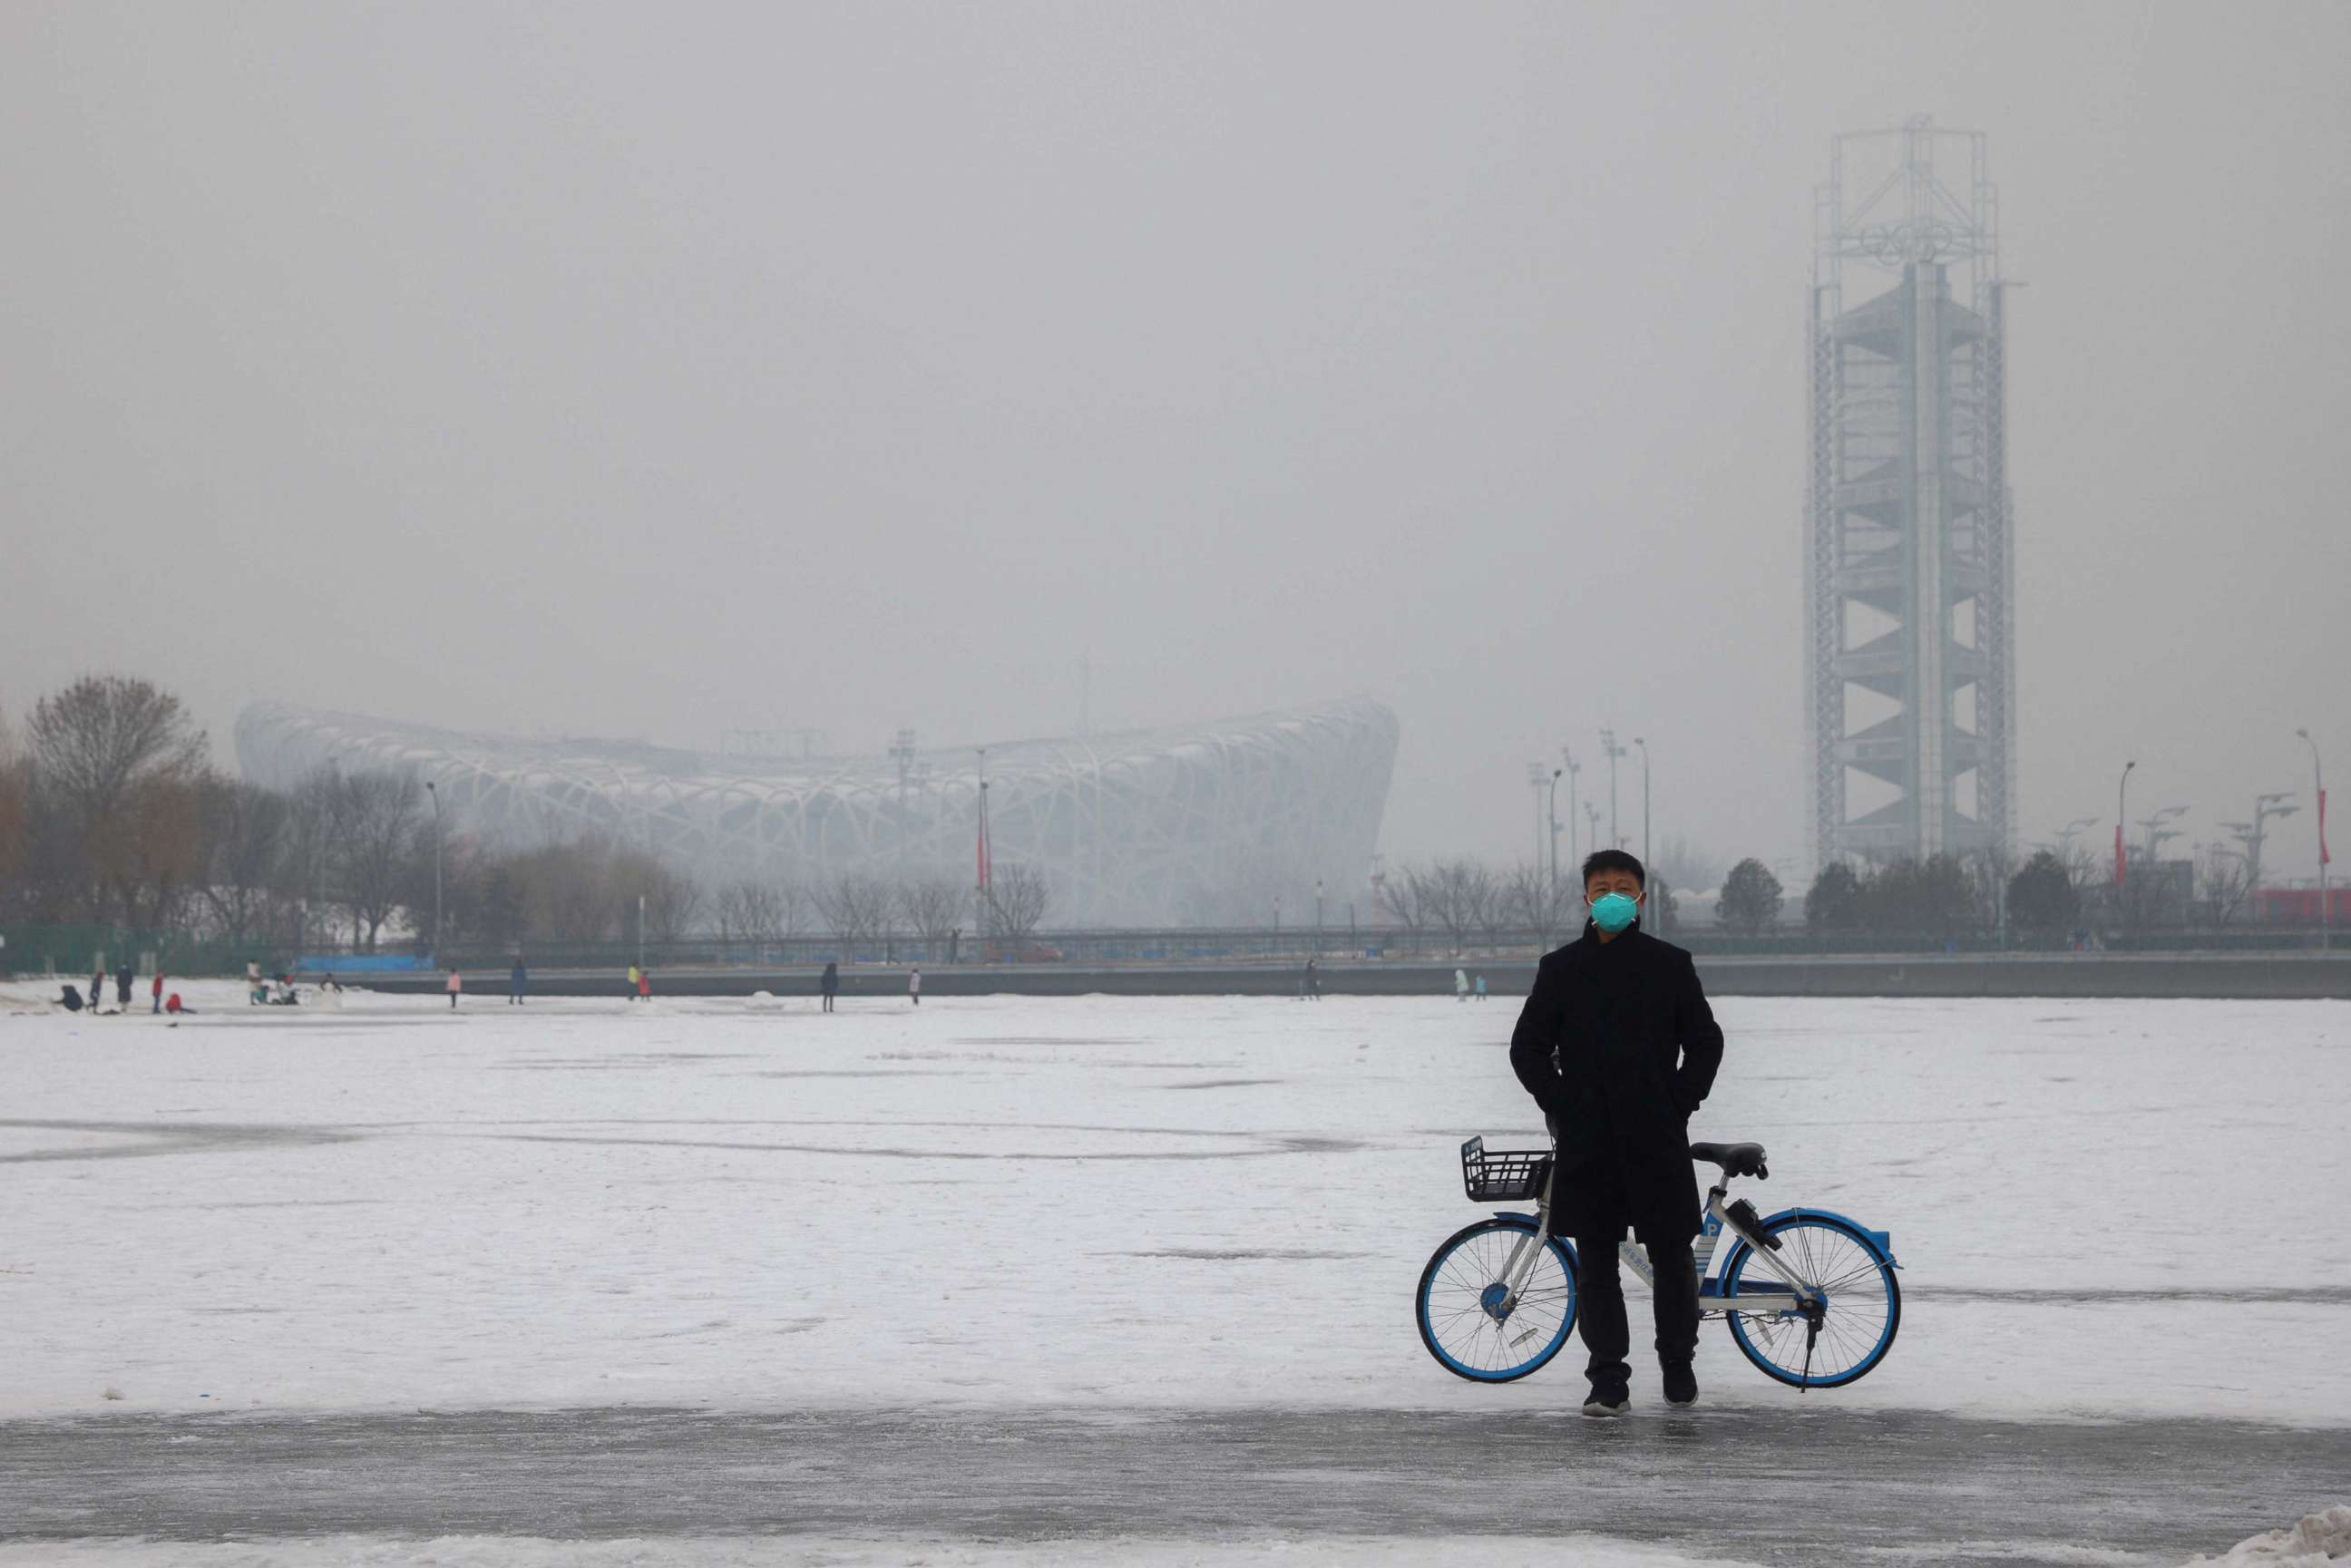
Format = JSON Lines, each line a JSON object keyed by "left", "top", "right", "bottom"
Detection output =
{"left": 1805, "top": 118, "right": 2018, "bottom": 871}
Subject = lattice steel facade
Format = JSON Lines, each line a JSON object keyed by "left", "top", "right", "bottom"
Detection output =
{"left": 1807, "top": 118, "right": 2016, "bottom": 869}
{"left": 235, "top": 697, "right": 1399, "bottom": 928}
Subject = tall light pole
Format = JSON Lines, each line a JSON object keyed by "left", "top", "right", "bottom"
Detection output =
{"left": 1634, "top": 736, "right": 1651, "bottom": 878}
{"left": 2299, "top": 728, "right": 2330, "bottom": 950}
{"left": 1314, "top": 878, "right": 1324, "bottom": 957}
{"left": 2219, "top": 794, "right": 2297, "bottom": 894}
{"left": 1527, "top": 762, "right": 1549, "bottom": 876}
{"left": 1585, "top": 802, "right": 1603, "bottom": 871}
{"left": 973, "top": 748, "right": 990, "bottom": 957}
{"left": 2115, "top": 761, "right": 2136, "bottom": 887}
{"left": 889, "top": 728, "right": 919, "bottom": 882}
{"left": 1600, "top": 728, "right": 1626, "bottom": 849}
{"left": 425, "top": 780, "right": 442, "bottom": 962}
{"left": 1547, "top": 767, "right": 1564, "bottom": 895}
{"left": 2141, "top": 804, "right": 2189, "bottom": 865}
{"left": 1561, "top": 749, "right": 1581, "bottom": 877}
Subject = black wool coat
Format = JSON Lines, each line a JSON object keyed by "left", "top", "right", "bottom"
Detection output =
{"left": 1507, "top": 922, "right": 1725, "bottom": 1244}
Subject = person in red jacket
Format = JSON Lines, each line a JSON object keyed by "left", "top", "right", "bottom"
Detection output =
{"left": 151, "top": 970, "right": 165, "bottom": 1015}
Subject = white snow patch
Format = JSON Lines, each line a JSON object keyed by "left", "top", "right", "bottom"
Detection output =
{"left": 2180, "top": 1506, "right": 2351, "bottom": 1565}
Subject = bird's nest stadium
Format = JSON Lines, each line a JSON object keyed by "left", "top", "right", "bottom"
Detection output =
{"left": 233, "top": 698, "right": 1399, "bottom": 928}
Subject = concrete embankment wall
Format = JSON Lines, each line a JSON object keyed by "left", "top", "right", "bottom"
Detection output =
{"left": 373, "top": 952, "right": 2351, "bottom": 1002}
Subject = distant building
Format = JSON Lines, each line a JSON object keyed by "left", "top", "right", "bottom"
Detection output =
{"left": 235, "top": 697, "right": 1398, "bottom": 928}
{"left": 1806, "top": 119, "right": 2017, "bottom": 870}
{"left": 2249, "top": 887, "right": 2351, "bottom": 926}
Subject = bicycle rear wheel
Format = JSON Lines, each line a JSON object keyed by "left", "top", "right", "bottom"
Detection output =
{"left": 1721, "top": 1214, "right": 1899, "bottom": 1388}
{"left": 1416, "top": 1219, "right": 1579, "bottom": 1382}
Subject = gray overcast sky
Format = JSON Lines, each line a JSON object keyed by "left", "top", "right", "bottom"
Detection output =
{"left": 4, "top": 1, "right": 2346, "bottom": 880}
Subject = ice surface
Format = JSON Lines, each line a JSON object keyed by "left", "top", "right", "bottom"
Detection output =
{"left": 1, "top": 983, "right": 2346, "bottom": 1427}
{"left": 0, "top": 1534, "right": 1767, "bottom": 1567}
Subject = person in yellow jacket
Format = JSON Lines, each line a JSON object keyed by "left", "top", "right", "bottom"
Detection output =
{"left": 627, "top": 963, "right": 641, "bottom": 1002}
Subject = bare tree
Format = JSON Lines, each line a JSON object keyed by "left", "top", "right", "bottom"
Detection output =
{"left": 25, "top": 676, "right": 207, "bottom": 921}
{"left": 714, "top": 881, "right": 788, "bottom": 942}
{"left": 1425, "top": 858, "right": 1496, "bottom": 954}
{"left": 2199, "top": 848, "right": 2252, "bottom": 927}
{"left": 336, "top": 771, "right": 422, "bottom": 950}
{"left": 0, "top": 707, "right": 31, "bottom": 909}
{"left": 1504, "top": 861, "right": 1577, "bottom": 950}
{"left": 983, "top": 863, "right": 1052, "bottom": 944}
{"left": 197, "top": 773, "right": 289, "bottom": 948}
{"left": 1377, "top": 863, "right": 1432, "bottom": 951}
{"left": 635, "top": 860, "right": 707, "bottom": 942}
{"left": 815, "top": 872, "right": 896, "bottom": 944}
{"left": 508, "top": 839, "right": 625, "bottom": 942}
{"left": 897, "top": 875, "right": 966, "bottom": 943}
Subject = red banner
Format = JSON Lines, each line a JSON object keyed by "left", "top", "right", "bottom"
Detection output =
{"left": 2113, "top": 824, "right": 2127, "bottom": 886}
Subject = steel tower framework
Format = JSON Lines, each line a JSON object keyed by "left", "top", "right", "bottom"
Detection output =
{"left": 1807, "top": 118, "right": 2016, "bottom": 869}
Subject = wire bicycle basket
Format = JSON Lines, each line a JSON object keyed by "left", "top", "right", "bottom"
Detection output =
{"left": 1459, "top": 1135, "right": 1553, "bottom": 1203}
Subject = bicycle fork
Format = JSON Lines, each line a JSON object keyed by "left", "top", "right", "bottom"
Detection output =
{"left": 1488, "top": 1164, "right": 1561, "bottom": 1325}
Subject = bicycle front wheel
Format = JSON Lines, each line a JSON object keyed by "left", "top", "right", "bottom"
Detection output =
{"left": 1416, "top": 1219, "right": 1579, "bottom": 1382}
{"left": 1721, "top": 1214, "right": 1900, "bottom": 1388}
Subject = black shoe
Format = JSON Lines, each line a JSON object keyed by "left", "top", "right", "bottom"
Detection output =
{"left": 1662, "top": 1362, "right": 1698, "bottom": 1407}
{"left": 1581, "top": 1387, "right": 1630, "bottom": 1417}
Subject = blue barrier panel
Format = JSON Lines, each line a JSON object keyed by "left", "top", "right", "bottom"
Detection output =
{"left": 298, "top": 954, "right": 434, "bottom": 974}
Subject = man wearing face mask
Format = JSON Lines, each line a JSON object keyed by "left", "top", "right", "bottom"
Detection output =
{"left": 1508, "top": 848, "right": 1724, "bottom": 1417}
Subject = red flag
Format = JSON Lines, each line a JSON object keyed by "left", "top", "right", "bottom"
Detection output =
{"left": 2322, "top": 788, "right": 2332, "bottom": 868}
{"left": 2113, "top": 824, "right": 2126, "bottom": 886}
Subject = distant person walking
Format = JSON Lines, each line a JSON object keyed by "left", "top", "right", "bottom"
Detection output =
{"left": 115, "top": 966, "right": 133, "bottom": 1008}
{"left": 636, "top": 967, "right": 652, "bottom": 1003}
{"left": 247, "top": 959, "right": 264, "bottom": 1006}
{"left": 445, "top": 968, "right": 463, "bottom": 1009}
{"left": 908, "top": 967, "right": 922, "bottom": 1007}
{"left": 151, "top": 970, "right": 165, "bottom": 1015}
{"left": 820, "top": 960, "right": 839, "bottom": 1013}
{"left": 627, "top": 963, "right": 641, "bottom": 1002}
{"left": 1304, "top": 957, "right": 1321, "bottom": 1001}
{"left": 1475, "top": 973, "right": 1488, "bottom": 1002}
{"left": 509, "top": 957, "right": 527, "bottom": 1006}
{"left": 92, "top": 969, "right": 107, "bottom": 1013}
{"left": 1454, "top": 968, "right": 1469, "bottom": 1003}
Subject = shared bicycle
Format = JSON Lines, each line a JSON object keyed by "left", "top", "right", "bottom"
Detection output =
{"left": 1415, "top": 1135, "right": 1901, "bottom": 1388}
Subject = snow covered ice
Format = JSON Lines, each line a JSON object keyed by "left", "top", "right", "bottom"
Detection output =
{"left": 4, "top": 984, "right": 2345, "bottom": 1425}
{"left": 3, "top": 983, "right": 2346, "bottom": 1564}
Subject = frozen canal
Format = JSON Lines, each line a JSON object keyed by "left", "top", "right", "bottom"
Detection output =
{"left": 2, "top": 983, "right": 2345, "bottom": 1564}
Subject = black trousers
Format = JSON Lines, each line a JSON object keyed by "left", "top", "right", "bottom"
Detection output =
{"left": 1570, "top": 1230, "right": 1700, "bottom": 1392}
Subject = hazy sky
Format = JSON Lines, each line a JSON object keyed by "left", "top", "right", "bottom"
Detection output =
{"left": 4, "top": 1, "right": 2346, "bottom": 881}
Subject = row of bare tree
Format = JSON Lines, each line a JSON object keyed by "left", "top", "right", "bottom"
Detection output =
{"left": 1375, "top": 858, "right": 1676, "bottom": 952}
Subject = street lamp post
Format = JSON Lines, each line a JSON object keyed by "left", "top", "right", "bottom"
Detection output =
{"left": 2116, "top": 761, "right": 2136, "bottom": 933}
{"left": 1314, "top": 880, "right": 1324, "bottom": 957}
{"left": 1600, "top": 728, "right": 1626, "bottom": 850}
{"left": 2298, "top": 728, "right": 2330, "bottom": 950}
{"left": 1561, "top": 750, "right": 1580, "bottom": 877}
{"left": 1547, "top": 767, "right": 1564, "bottom": 896}
{"left": 890, "top": 728, "right": 918, "bottom": 883}
{"left": 1585, "top": 803, "right": 1603, "bottom": 870}
{"left": 425, "top": 781, "right": 442, "bottom": 964}
{"left": 1527, "top": 762, "right": 1548, "bottom": 879}
{"left": 1635, "top": 736, "right": 1651, "bottom": 878}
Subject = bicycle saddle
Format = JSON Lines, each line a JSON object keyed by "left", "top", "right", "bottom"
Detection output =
{"left": 1688, "top": 1141, "right": 1768, "bottom": 1179}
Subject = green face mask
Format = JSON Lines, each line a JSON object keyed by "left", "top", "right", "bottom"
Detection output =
{"left": 1589, "top": 891, "right": 1640, "bottom": 933}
